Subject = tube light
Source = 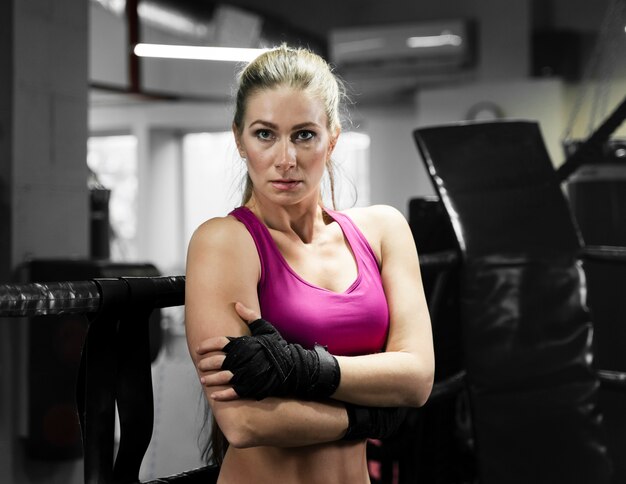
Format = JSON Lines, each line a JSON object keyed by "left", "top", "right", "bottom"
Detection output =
{"left": 134, "top": 43, "right": 270, "bottom": 62}
{"left": 406, "top": 33, "right": 462, "bottom": 48}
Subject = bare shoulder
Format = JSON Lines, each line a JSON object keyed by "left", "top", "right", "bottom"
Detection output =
{"left": 189, "top": 214, "right": 252, "bottom": 254}
{"left": 186, "top": 214, "right": 259, "bottom": 279}
{"left": 341, "top": 205, "right": 410, "bottom": 260}
{"left": 191, "top": 213, "right": 246, "bottom": 241}
{"left": 342, "top": 204, "right": 408, "bottom": 234}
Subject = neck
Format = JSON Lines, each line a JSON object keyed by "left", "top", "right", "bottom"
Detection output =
{"left": 246, "top": 195, "right": 327, "bottom": 244}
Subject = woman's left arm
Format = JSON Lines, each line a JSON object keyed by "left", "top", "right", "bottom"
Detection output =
{"left": 331, "top": 204, "right": 435, "bottom": 408}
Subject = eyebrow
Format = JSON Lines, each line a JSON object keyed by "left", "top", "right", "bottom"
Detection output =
{"left": 248, "top": 120, "right": 321, "bottom": 130}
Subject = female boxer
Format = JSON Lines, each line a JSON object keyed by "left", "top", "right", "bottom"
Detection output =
{"left": 185, "top": 44, "right": 434, "bottom": 484}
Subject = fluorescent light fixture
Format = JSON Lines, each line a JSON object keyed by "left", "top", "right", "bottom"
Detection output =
{"left": 406, "top": 33, "right": 462, "bottom": 48}
{"left": 334, "top": 38, "right": 386, "bottom": 56}
{"left": 134, "top": 43, "right": 270, "bottom": 62}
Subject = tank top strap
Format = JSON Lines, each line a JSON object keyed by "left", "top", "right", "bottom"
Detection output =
{"left": 230, "top": 206, "right": 380, "bottom": 289}
{"left": 324, "top": 208, "right": 380, "bottom": 270}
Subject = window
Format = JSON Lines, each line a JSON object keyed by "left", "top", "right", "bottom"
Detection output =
{"left": 182, "top": 132, "right": 242, "bottom": 250}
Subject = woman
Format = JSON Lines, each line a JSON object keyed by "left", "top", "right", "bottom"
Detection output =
{"left": 185, "top": 44, "right": 434, "bottom": 483}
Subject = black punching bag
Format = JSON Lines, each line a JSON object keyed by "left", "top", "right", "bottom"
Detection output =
{"left": 414, "top": 121, "right": 612, "bottom": 484}
{"left": 568, "top": 158, "right": 626, "bottom": 484}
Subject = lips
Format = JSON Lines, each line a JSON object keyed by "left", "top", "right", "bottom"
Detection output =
{"left": 271, "top": 179, "right": 302, "bottom": 191}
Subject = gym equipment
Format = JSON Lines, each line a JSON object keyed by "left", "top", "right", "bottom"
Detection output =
{"left": 414, "top": 119, "right": 623, "bottom": 483}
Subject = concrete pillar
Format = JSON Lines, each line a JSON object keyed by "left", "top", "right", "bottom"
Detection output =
{"left": 12, "top": 0, "right": 90, "bottom": 269}
{"left": 0, "top": 0, "right": 89, "bottom": 482}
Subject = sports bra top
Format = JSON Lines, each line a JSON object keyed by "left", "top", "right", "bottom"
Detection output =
{"left": 230, "top": 206, "right": 389, "bottom": 356}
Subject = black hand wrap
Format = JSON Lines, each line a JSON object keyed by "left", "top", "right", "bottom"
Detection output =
{"left": 342, "top": 404, "right": 408, "bottom": 440}
{"left": 221, "top": 318, "right": 341, "bottom": 400}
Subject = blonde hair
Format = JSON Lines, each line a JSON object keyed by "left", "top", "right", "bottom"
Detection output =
{"left": 233, "top": 44, "right": 346, "bottom": 206}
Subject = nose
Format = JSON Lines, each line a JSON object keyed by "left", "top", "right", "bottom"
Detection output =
{"left": 275, "top": 138, "right": 296, "bottom": 169}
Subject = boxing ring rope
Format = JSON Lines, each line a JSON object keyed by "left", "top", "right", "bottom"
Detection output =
{"left": 0, "top": 254, "right": 466, "bottom": 483}
{"left": 0, "top": 276, "right": 186, "bottom": 317}
{"left": 0, "top": 274, "right": 206, "bottom": 484}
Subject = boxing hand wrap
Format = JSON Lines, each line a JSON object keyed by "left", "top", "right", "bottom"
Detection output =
{"left": 221, "top": 319, "right": 293, "bottom": 400}
{"left": 342, "top": 404, "right": 408, "bottom": 440}
{"left": 221, "top": 318, "right": 341, "bottom": 400}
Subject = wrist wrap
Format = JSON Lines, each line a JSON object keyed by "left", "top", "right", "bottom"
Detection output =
{"left": 222, "top": 318, "right": 340, "bottom": 400}
{"left": 343, "top": 404, "right": 408, "bottom": 440}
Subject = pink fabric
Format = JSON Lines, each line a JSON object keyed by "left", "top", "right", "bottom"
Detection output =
{"left": 230, "top": 206, "right": 389, "bottom": 356}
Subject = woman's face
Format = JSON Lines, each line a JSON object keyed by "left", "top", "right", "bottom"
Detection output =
{"left": 235, "top": 85, "right": 338, "bottom": 207}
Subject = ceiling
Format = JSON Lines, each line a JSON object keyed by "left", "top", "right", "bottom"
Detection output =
{"left": 90, "top": 0, "right": 622, "bottom": 105}
{"left": 170, "top": 0, "right": 612, "bottom": 39}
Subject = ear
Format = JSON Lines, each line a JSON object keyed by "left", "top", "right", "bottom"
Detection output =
{"left": 232, "top": 122, "right": 246, "bottom": 159}
{"left": 328, "top": 128, "right": 341, "bottom": 157}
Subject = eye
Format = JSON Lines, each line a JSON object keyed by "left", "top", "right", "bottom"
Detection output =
{"left": 294, "top": 130, "right": 315, "bottom": 141}
{"left": 255, "top": 129, "right": 274, "bottom": 141}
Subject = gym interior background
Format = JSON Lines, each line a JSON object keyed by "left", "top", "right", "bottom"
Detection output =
{"left": 1, "top": 0, "right": 625, "bottom": 482}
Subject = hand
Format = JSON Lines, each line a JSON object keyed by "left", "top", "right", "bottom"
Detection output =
{"left": 219, "top": 306, "right": 341, "bottom": 401}
{"left": 221, "top": 305, "right": 295, "bottom": 400}
{"left": 195, "top": 302, "right": 261, "bottom": 401}
{"left": 233, "top": 300, "right": 261, "bottom": 324}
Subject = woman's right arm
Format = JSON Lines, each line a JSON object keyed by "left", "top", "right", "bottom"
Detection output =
{"left": 184, "top": 216, "right": 349, "bottom": 448}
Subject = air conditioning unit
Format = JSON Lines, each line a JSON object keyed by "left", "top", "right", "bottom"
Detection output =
{"left": 329, "top": 19, "right": 476, "bottom": 90}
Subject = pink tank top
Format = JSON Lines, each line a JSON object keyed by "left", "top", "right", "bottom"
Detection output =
{"left": 230, "top": 206, "right": 389, "bottom": 356}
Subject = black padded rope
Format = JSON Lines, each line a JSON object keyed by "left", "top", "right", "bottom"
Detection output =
{"left": 113, "top": 277, "right": 158, "bottom": 484}
{"left": 74, "top": 276, "right": 185, "bottom": 484}
{"left": 0, "top": 280, "right": 100, "bottom": 317}
{"left": 0, "top": 276, "right": 186, "bottom": 318}
{"left": 77, "top": 278, "right": 128, "bottom": 484}
{"left": 0, "top": 274, "right": 209, "bottom": 484}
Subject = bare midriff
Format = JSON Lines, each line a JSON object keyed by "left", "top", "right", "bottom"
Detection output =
{"left": 217, "top": 440, "right": 370, "bottom": 484}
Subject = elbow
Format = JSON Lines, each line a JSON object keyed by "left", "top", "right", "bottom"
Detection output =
{"left": 222, "top": 426, "right": 255, "bottom": 450}
{"left": 419, "top": 365, "right": 436, "bottom": 407}
{"left": 406, "top": 380, "right": 433, "bottom": 408}
{"left": 416, "top": 377, "right": 434, "bottom": 407}
{"left": 408, "top": 364, "right": 435, "bottom": 408}
{"left": 215, "top": 408, "right": 258, "bottom": 449}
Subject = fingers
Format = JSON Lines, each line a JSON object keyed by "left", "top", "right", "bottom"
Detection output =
{"left": 197, "top": 356, "right": 241, "bottom": 401}
{"left": 199, "top": 369, "right": 233, "bottom": 387}
{"left": 197, "top": 351, "right": 232, "bottom": 388}
{"left": 235, "top": 301, "right": 261, "bottom": 323}
{"left": 209, "top": 387, "right": 240, "bottom": 401}
{"left": 196, "top": 336, "right": 231, "bottom": 355}
{"left": 198, "top": 371, "right": 241, "bottom": 401}
{"left": 197, "top": 353, "right": 226, "bottom": 372}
